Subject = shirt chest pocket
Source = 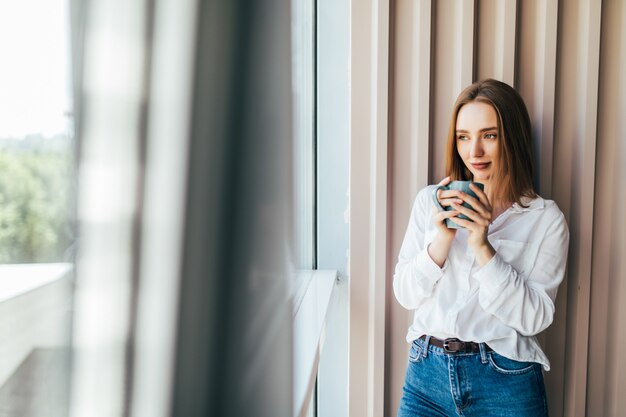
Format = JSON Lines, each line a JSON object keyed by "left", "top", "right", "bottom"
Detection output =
{"left": 494, "top": 239, "right": 534, "bottom": 277}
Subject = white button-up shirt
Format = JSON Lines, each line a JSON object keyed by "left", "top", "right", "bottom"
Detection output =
{"left": 393, "top": 185, "right": 569, "bottom": 370}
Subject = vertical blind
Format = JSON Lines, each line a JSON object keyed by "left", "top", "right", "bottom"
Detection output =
{"left": 388, "top": 1, "right": 626, "bottom": 416}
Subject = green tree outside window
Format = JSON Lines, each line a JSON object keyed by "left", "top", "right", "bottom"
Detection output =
{"left": 0, "top": 135, "right": 74, "bottom": 264}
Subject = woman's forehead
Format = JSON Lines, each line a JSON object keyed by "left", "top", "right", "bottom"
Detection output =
{"left": 456, "top": 101, "right": 498, "bottom": 130}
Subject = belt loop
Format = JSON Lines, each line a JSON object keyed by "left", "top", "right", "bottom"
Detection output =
{"left": 479, "top": 343, "right": 488, "bottom": 364}
{"left": 423, "top": 335, "right": 431, "bottom": 358}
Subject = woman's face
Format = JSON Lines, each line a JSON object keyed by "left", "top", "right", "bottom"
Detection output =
{"left": 455, "top": 101, "right": 499, "bottom": 184}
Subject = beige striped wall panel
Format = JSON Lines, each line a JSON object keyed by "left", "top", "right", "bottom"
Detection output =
{"left": 387, "top": 0, "right": 626, "bottom": 416}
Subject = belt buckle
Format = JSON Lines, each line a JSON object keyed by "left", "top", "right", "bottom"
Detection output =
{"left": 443, "top": 338, "right": 463, "bottom": 354}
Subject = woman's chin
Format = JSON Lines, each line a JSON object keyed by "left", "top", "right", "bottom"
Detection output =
{"left": 471, "top": 172, "right": 491, "bottom": 182}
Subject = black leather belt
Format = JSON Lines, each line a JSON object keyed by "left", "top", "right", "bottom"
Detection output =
{"left": 420, "top": 335, "right": 492, "bottom": 354}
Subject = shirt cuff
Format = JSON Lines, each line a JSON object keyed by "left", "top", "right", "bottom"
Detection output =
{"left": 473, "top": 253, "right": 513, "bottom": 293}
{"left": 415, "top": 243, "right": 449, "bottom": 278}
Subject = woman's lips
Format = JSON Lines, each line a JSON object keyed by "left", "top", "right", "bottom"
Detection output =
{"left": 471, "top": 162, "right": 491, "bottom": 170}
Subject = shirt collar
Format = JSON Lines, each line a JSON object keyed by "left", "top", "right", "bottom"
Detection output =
{"left": 509, "top": 196, "right": 545, "bottom": 213}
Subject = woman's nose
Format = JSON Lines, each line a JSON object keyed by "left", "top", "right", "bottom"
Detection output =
{"left": 470, "top": 140, "right": 484, "bottom": 157}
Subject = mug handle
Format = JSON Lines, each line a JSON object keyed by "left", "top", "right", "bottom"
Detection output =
{"left": 432, "top": 185, "right": 447, "bottom": 211}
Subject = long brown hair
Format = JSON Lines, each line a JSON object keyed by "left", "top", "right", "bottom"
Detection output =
{"left": 445, "top": 78, "right": 537, "bottom": 207}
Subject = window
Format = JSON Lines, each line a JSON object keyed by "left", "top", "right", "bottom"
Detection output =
{"left": 0, "top": 1, "right": 75, "bottom": 264}
{"left": 0, "top": 1, "right": 75, "bottom": 415}
{"left": 291, "top": 2, "right": 322, "bottom": 417}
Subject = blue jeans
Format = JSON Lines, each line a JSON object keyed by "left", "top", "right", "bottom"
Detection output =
{"left": 397, "top": 337, "right": 548, "bottom": 416}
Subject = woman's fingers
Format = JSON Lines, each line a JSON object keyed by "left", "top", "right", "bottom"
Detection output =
{"left": 458, "top": 193, "right": 489, "bottom": 216}
{"left": 432, "top": 206, "right": 458, "bottom": 221}
{"left": 451, "top": 202, "right": 490, "bottom": 226}
{"left": 438, "top": 197, "right": 463, "bottom": 207}
{"left": 456, "top": 192, "right": 492, "bottom": 220}
{"left": 435, "top": 177, "right": 452, "bottom": 203}
{"left": 449, "top": 214, "right": 486, "bottom": 233}
{"left": 469, "top": 183, "right": 492, "bottom": 210}
{"left": 448, "top": 216, "right": 477, "bottom": 231}
{"left": 437, "top": 189, "right": 464, "bottom": 207}
{"left": 437, "top": 208, "right": 460, "bottom": 220}
{"left": 431, "top": 207, "right": 459, "bottom": 239}
{"left": 432, "top": 206, "right": 460, "bottom": 227}
{"left": 439, "top": 189, "right": 461, "bottom": 199}
{"left": 434, "top": 180, "right": 492, "bottom": 221}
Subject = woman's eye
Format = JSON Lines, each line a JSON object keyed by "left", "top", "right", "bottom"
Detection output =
{"left": 457, "top": 135, "right": 468, "bottom": 141}
{"left": 485, "top": 133, "right": 497, "bottom": 139}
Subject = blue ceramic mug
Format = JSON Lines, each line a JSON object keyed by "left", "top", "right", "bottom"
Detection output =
{"left": 431, "top": 181, "right": 484, "bottom": 229}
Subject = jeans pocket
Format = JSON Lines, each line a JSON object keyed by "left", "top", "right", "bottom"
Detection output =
{"left": 408, "top": 341, "right": 424, "bottom": 364}
{"left": 487, "top": 352, "right": 536, "bottom": 375}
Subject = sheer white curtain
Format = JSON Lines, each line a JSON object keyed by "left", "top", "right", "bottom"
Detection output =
{"left": 72, "top": 1, "right": 295, "bottom": 416}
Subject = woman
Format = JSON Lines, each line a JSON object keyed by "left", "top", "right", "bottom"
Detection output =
{"left": 394, "top": 79, "right": 569, "bottom": 416}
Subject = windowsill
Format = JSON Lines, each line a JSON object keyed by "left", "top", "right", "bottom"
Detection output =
{"left": 0, "top": 263, "right": 73, "bottom": 303}
{"left": 293, "top": 269, "right": 337, "bottom": 417}
{"left": 293, "top": 269, "right": 315, "bottom": 318}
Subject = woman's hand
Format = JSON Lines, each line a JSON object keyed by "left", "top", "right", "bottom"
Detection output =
{"left": 432, "top": 177, "right": 463, "bottom": 239}
{"left": 449, "top": 183, "right": 496, "bottom": 265}
{"left": 428, "top": 177, "right": 461, "bottom": 267}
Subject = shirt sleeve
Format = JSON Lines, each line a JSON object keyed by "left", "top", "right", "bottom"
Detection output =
{"left": 473, "top": 211, "right": 569, "bottom": 336}
{"left": 393, "top": 187, "right": 448, "bottom": 310}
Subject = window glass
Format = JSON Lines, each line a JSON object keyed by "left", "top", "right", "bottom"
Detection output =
{"left": 0, "top": 0, "right": 75, "bottom": 264}
{"left": 291, "top": 0, "right": 316, "bottom": 273}
{"left": 0, "top": 1, "right": 75, "bottom": 415}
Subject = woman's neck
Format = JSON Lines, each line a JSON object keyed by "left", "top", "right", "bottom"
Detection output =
{"left": 491, "top": 202, "right": 511, "bottom": 220}
{"left": 481, "top": 182, "right": 512, "bottom": 220}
